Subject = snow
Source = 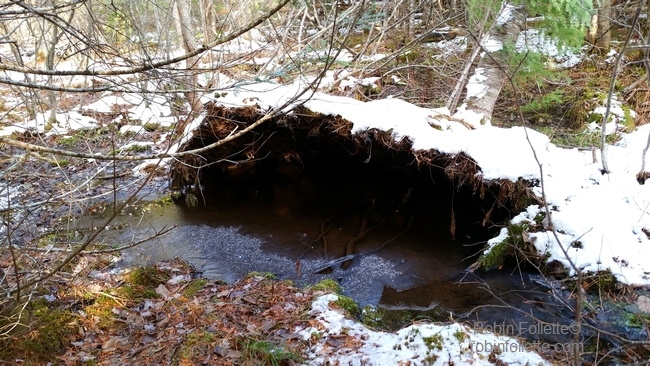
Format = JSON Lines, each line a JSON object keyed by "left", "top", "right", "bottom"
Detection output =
{"left": 204, "top": 81, "right": 650, "bottom": 287}
{"left": 515, "top": 29, "right": 583, "bottom": 69}
{"left": 299, "top": 294, "right": 551, "bottom": 365}
{"left": 591, "top": 93, "right": 635, "bottom": 128}
{"left": 496, "top": 4, "right": 517, "bottom": 26}
{"left": 0, "top": 111, "right": 99, "bottom": 136}
{"left": 464, "top": 67, "right": 489, "bottom": 100}
{"left": 483, "top": 38, "right": 503, "bottom": 52}
{"left": 426, "top": 36, "right": 468, "bottom": 59}
{"left": 1, "top": 24, "right": 648, "bottom": 365}
{"left": 83, "top": 93, "right": 174, "bottom": 124}
{"left": 3, "top": 63, "right": 644, "bottom": 288}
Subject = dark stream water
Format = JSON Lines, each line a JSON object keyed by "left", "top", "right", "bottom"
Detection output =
{"left": 79, "top": 160, "right": 648, "bottom": 359}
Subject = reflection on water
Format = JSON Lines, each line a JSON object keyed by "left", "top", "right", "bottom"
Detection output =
{"left": 79, "top": 160, "right": 581, "bottom": 345}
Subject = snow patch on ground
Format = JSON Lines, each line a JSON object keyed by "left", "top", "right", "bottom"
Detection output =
{"left": 83, "top": 93, "right": 174, "bottom": 124}
{"left": 515, "top": 29, "right": 583, "bottom": 69}
{"left": 590, "top": 93, "right": 635, "bottom": 130}
{"left": 427, "top": 37, "right": 468, "bottom": 59}
{"left": 0, "top": 111, "right": 99, "bottom": 136}
{"left": 299, "top": 294, "right": 551, "bottom": 365}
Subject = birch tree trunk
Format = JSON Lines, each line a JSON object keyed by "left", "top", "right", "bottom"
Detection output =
{"left": 453, "top": 4, "right": 526, "bottom": 126}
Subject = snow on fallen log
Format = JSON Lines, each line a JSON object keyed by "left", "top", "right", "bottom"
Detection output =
{"left": 180, "top": 82, "right": 650, "bottom": 286}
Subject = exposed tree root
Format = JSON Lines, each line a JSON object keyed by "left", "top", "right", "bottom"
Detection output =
{"left": 314, "top": 214, "right": 414, "bottom": 274}
{"left": 299, "top": 213, "right": 338, "bottom": 259}
{"left": 341, "top": 204, "right": 374, "bottom": 270}
{"left": 170, "top": 102, "right": 539, "bottom": 253}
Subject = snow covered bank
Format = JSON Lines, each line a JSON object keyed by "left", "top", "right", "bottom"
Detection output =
{"left": 299, "top": 294, "right": 551, "bottom": 365}
{"left": 204, "top": 82, "right": 650, "bottom": 285}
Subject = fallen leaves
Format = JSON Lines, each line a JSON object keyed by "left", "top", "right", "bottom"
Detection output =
{"left": 45, "top": 261, "right": 318, "bottom": 365}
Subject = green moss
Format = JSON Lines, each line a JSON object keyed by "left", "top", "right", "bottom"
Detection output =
{"left": 361, "top": 305, "right": 383, "bottom": 328}
{"left": 50, "top": 159, "right": 70, "bottom": 167}
{"left": 143, "top": 122, "right": 161, "bottom": 132}
{"left": 155, "top": 194, "right": 174, "bottom": 206}
{"left": 360, "top": 305, "right": 449, "bottom": 330}
{"left": 423, "top": 353, "right": 439, "bottom": 364}
{"left": 453, "top": 329, "right": 467, "bottom": 342}
{"left": 309, "top": 279, "right": 342, "bottom": 294}
{"left": 590, "top": 271, "right": 617, "bottom": 292}
{"left": 423, "top": 332, "right": 444, "bottom": 364}
{"left": 478, "top": 241, "right": 511, "bottom": 271}
{"left": 127, "top": 285, "right": 162, "bottom": 300}
{"left": 0, "top": 301, "right": 77, "bottom": 362}
{"left": 127, "top": 265, "right": 170, "bottom": 287}
{"left": 139, "top": 288, "right": 160, "bottom": 299}
{"left": 521, "top": 89, "right": 565, "bottom": 115}
{"left": 184, "top": 192, "right": 199, "bottom": 207}
{"left": 624, "top": 313, "right": 650, "bottom": 328}
{"left": 423, "top": 334, "right": 443, "bottom": 351}
{"left": 238, "top": 338, "right": 302, "bottom": 365}
{"left": 478, "top": 222, "right": 531, "bottom": 271}
{"left": 565, "top": 89, "right": 605, "bottom": 130}
{"left": 6, "top": 112, "right": 21, "bottom": 122}
{"left": 125, "top": 144, "right": 151, "bottom": 153}
{"left": 183, "top": 279, "right": 208, "bottom": 298}
{"left": 621, "top": 104, "right": 636, "bottom": 132}
{"left": 85, "top": 293, "right": 126, "bottom": 329}
{"left": 58, "top": 135, "right": 80, "bottom": 147}
{"left": 544, "top": 127, "right": 620, "bottom": 148}
{"left": 180, "top": 329, "right": 216, "bottom": 359}
{"left": 119, "top": 130, "right": 137, "bottom": 138}
{"left": 334, "top": 295, "right": 359, "bottom": 318}
{"left": 246, "top": 272, "right": 278, "bottom": 280}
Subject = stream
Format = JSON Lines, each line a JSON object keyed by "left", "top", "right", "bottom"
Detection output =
{"left": 79, "top": 160, "right": 648, "bottom": 355}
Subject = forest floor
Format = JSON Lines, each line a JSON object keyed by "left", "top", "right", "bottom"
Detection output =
{"left": 0, "top": 255, "right": 569, "bottom": 365}
{"left": 3, "top": 28, "right": 650, "bottom": 365}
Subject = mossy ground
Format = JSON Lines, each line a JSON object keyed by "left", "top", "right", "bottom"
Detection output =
{"left": 496, "top": 52, "right": 648, "bottom": 147}
{"left": 0, "top": 299, "right": 78, "bottom": 363}
{"left": 309, "top": 278, "right": 342, "bottom": 294}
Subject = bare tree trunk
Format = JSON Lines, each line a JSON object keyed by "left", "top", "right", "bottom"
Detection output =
{"left": 596, "top": 0, "right": 612, "bottom": 51}
{"left": 453, "top": 4, "right": 525, "bottom": 125}
{"left": 45, "top": 21, "right": 60, "bottom": 126}
{"left": 600, "top": 1, "right": 645, "bottom": 173}
{"left": 176, "top": 0, "right": 203, "bottom": 121}
{"left": 200, "top": 0, "right": 216, "bottom": 66}
{"left": 0, "top": 23, "right": 37, "bottom": 118}
{"left": 406, "top": 0, "right": 416, "bottom": 39}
